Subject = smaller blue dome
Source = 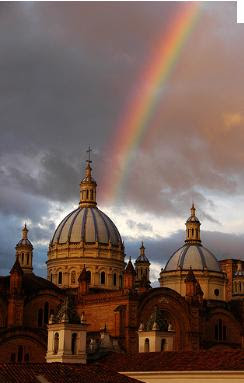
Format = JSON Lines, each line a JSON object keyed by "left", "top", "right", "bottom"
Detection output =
{"left": 165, "top": 244, "right": 220, "bottom": 272}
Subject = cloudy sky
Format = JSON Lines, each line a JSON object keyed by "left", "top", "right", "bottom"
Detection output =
{"left": 1, "top": 1, "right": 244, "bottom": 283}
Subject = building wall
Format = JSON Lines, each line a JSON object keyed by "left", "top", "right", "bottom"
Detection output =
{"left": 0, "top": 330, "right": 46, "bottom": 363}
{"left": 160, "top": 270, "right": 227, "bottom": 301}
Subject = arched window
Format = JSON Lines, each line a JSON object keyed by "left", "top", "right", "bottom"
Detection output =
{"left": 192, "top": 228, "right": 194, "bottom": 236}
{"left": 54, "top": 333, "right": 59, "bottom": 354}
{"left": 21, "top": 253, "right": 24, "bottom": 264}
{"left": 119, "top": 274, "right": 123, "bottom": 288}
{"left": 215, "top": 319, "right": 227, "bottom": 341}
{"left": 17, "top": 345, "right": 23, "bottom": 363}
{"left": 58, "top": 271, "right": 62, "bottom": 285}
{"left": 71, "top": 271, "right": 76, "bottom": 284}
{"left": 239, "top": 282, "right": 242, "bottom": 292}
{"left": 71, "top": 333, "right": 77, "bottom": 355}
{"left": 44, "top": 302, "right": 49, "bottom": 325}
{"left": 38, "top": 308, "right": 43, "bottom": 327}
{"left": 86, "top": 190, "right": 89, "bottom": 199}
{"left": 50, "top": 273, "right": 53, "bottom": 283}
{"left": 90, "top": 190, "right": 93, "bottom": 200}
{"left": 188, "top": 229, "right": 190, "bottom": 237}
{"left": 101, "top": 271, "right": 105, "bottom": 285}
{"left": 113, "top": 273, "right": 117, "bottom": 286}
{"left": 27, "top": 253, "right": 29, "bottom": 265}
{"left": 87, "top": 270, "right": 91, "bottom": 284}
{"left": 161, "top": 339, "right": 166, "bottom": 351}
{"left": 144, "top": 338, "right": 150, "bottom": 352}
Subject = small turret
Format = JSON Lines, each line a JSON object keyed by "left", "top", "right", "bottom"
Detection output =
{"left": 15, "top": 224, "right": 33, "bottom": 273}
{"left": 124, "top": 257, "right": 136, "bottom": 290}
{"left": 135, "top": 242, "right": 150, "bottom": 289}
{"left": 10, "top": 258, "right": 23, "bottom": 296}
{"left": 78, "top": 265, "right": 89, "bottom": 296}
{"left": 8, "top": 258, "right": 24, "bottom": 327}
{"left": 185, "top": 267, "right": 203, "bottom": 303}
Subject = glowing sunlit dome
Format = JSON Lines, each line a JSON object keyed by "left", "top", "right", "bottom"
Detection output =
{"left": 51, "top": 206, "right": 122, "bottom": 246}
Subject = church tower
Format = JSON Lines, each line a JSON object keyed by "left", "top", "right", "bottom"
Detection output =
{"left": 15, "top": 224, "right": 33, "bottom": 273}
{"left": 185, "top": 203, "right": 201, "bottom": 244}
{"left": 135, "top": 242, "right": 150, "bottom": 288}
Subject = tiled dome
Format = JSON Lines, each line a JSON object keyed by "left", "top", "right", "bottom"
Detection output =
{"left": 51, "top": 206, "right": 122, "bottom": 246}
{"left": 164, "top": 244, "right": 220, "bottom": 272}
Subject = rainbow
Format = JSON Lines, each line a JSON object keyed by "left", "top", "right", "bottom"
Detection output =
{"left": 102, "top": 2, "right": 202, "bottom": 203}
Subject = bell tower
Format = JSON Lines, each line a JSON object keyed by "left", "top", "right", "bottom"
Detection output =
{"left": 135, "top": 242, "right": 150, "bottom": 288}
{"left": 15, "top": 224, "right": 33, "bottom": 273}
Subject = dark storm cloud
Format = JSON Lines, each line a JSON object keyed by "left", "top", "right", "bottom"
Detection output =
{"left": 125, "top": 230, "right": 244, "bottom": 268}
{"left": 0, "top": 2, "right": 244, "bottom": 277}
{"left": 1, "top": 2, "right": 243, "bottom": 216}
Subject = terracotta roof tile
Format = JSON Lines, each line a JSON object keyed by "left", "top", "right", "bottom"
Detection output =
{"left": 0, "top": 363, "right": 142, "bottom": 383}
{"left": 99, "top": 350, "right": 244, "bottom": 372}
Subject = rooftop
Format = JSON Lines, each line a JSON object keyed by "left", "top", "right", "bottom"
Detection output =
{"left": 0, "top": 363, "right": 141, "bottom": 383}
{"left": 99, "top": 350, "right": 244, "bottom": 372}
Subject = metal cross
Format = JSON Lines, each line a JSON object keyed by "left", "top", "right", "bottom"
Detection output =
{"left": 86, "top": 146, "right": 92, "bottom": 163}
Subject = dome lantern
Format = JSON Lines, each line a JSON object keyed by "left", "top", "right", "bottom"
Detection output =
{"left": 185, "top": 203, "right": 201, "bottom": 244}
{"left": 79, "top": 147, "right": 97, "bottom": 207}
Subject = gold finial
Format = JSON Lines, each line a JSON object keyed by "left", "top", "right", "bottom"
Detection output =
{"left": 85, "top": 146, "right": 92, "bottom": 180}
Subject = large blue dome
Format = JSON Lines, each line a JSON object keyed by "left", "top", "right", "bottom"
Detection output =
{"left": 51, "top": 206, "right": 122, "bottom": 246}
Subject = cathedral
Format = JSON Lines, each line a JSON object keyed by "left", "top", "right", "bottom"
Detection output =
{"left": 0, "top": 157, "right": 244, "bottom": 364}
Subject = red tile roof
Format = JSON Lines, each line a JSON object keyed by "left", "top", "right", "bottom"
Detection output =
{"left": 99, "top": 350, "right": 244, "bottom": 372}
{"left": 0, "top": 363, "right": 142, "bottom": 383}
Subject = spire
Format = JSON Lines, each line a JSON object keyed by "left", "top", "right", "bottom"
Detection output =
{"left": 15, "top": 225, "right": 33, "bottom": 273}
{"left": 78, "top": 265, "right": 88, "bottom": 283}
{"left": 22, "top": 223, "right": 28, "bottom": 240}
{"left": 79, "top": 147, "right": 97, "bottom": 207}
{"left": 185, "top": 266, "right": 196, "bottom": 283}
{"left": 191, "top": 203, "right": 196, "bottom": 217}
{"left": 78, "top": 265, "right": 89, "bottom": 296}
{"left": 125, "top": 257, "right": 136, "bottom": 275}
{"left": 185, "top": 204, "right": 201, "bottom": 244}
{"left": 140, "top": 241, "right": 145, "bottom": 256}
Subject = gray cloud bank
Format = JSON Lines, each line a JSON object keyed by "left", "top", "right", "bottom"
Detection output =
{"left": 0, "top": 2, "right": 244, "bottom": 276}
